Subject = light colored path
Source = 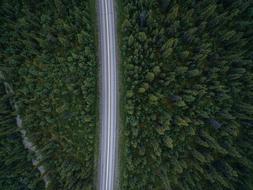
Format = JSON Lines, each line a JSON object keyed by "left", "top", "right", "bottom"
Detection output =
{"left": 97, "top": 0, "right": 118, "bottom": 189}
{"left": 0, "top": 71, "right": 50, "bottom": 188}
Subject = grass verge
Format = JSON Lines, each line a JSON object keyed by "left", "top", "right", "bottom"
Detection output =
{"left": 88, "top": 0, "right": 100, "bottom": 188}
{"left": 115, "top": 0, "right": 126, "bottom": 189}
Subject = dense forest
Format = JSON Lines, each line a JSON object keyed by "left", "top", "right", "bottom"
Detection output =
{"left": 1, "top": 0, "right": 253, "bottom": 189}
{"left": 0, "top": 0, "right": 97, "bottom": 189}
{"left": 0, "top": 80, "right": 44, "bottom": 190}
{"left": 119, "top": 0, "right": 253, "bottom": 189}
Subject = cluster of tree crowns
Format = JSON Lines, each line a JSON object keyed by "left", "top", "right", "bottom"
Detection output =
{"left": 120, "top": 0, "right": 252, "bottom": 190}
{"left": 0, "top": 0, "right": 252, "bottom": 190}
{"left": 0, "top": 0, "right": 97, "bottom": 189}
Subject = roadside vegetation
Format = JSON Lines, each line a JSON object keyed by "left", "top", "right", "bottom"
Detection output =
{"left": 0, "top": 0, "right": 97, "bottom": 189}
{"left": 119, "top": 0, "right": 253, "bottom": 189}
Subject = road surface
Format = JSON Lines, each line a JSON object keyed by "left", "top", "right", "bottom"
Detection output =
{"left": 98, "top": 0, "right": 118, "bottom": 189}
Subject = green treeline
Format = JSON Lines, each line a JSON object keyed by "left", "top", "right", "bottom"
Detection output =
{"left": 0, "top": 0, "right": 97, "bottom": 189}
{"left": 119, "top": 0, "right": 253, "bottom": 189}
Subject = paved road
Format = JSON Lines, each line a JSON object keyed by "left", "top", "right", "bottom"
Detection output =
{"left": 98, "top": 0, "right": 118, "bottom": 189}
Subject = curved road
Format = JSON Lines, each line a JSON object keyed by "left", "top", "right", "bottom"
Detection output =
{"left": 98, "top": 0, "right": 118, "bottom": 190}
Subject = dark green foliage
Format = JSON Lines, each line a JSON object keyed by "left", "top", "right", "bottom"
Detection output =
{"left": 158, "top": 0, "right": 171, "bottom": 12}
{"left": 120, "top": 0, "right": 253, "bottom": 189}
{"left": 0, "top": 0, "right": 97, "bottom": 189}
{"left": 0, "top": 82, "right": 44, "bottom": 190}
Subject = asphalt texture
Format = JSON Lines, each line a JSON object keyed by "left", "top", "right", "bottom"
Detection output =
{"left": 98, "top": 0, "right": 118, "bottom": 189}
